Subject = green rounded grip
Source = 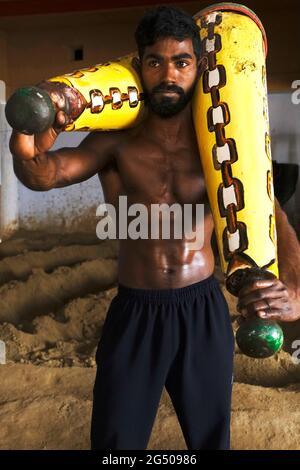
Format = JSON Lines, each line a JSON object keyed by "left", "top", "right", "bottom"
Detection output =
{"left": 236, "top": 316, "right": 284, "bottom": 358}
{"left": 5, "top": 86, "right": 56, "bottom": 135}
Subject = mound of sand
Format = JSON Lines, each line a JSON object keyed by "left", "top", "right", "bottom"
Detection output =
{"left": 0, "top": 231, "right": 299, "bottom": 450}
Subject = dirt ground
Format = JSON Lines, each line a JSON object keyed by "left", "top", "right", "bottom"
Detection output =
{"left": 0, "top": 230, "right": 300, "bottom": 450}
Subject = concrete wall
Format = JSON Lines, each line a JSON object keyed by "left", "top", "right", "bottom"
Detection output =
{"left": 1, "top": 1, "right": 299, "bottom": 94}
{"left": 0, "top": 30, "right": 8, "bottom": 86}
{"left": 0, "top": 4, "right": 299, "bottom": 235}
{"left": 1, "top": 7, "right": 141, "bottom": 234}
{"left": 16, "top": 92, "right": 300, "bottom": 235}
{"left": 1, "top": 8, "right": 146, "bottom": 96}
{"left": 12, "top": 90, "right": 299, "bottom": 237}
{"left": 5, "top": 21, "right": 137, "bottom": 95}
{"left": 0, "top": 81, "right": 18, "bottom": 239}
{"left": 17, "top": 131, "right": 103, "bottom": 233}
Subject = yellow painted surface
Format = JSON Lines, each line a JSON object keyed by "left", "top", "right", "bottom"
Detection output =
{"left": 48, "top": 54, "right": 145, "bottom": 131}
{"left": 46, "top": 4, "right": 278, "bottom": 282}
{"left": 193, "top": 9, "right": 278, "bottom": 280}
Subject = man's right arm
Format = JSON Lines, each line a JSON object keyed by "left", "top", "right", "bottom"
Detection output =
{"left": 9, "top": 98, "right": 118, "bottom": 191}
{"left": 10, "top": 128, "right": 118, "bottom": 191}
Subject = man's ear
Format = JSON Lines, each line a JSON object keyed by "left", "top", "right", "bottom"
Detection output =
{"left": 131, "top": 56, "right": 141, "bottom": 76}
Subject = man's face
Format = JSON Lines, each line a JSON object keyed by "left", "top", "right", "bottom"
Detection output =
{"left": 140, "top": 37, "right": 200, "bottom": 118}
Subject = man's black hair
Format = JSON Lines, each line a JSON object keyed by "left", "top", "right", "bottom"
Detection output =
{"left": 134, "top": 5, "right": 201, "bottom": 61}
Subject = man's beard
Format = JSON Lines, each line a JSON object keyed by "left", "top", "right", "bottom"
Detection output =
{"left": 142, "top": 77, "right": 198, "bottom": 118}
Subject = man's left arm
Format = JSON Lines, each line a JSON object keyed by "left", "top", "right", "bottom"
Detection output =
{"left": 237, "top": 197, "right": 300, "bottom": 322}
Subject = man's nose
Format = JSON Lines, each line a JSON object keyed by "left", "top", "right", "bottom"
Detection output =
{"left": 161, "top": 62, "right": 177, "bottom": 82}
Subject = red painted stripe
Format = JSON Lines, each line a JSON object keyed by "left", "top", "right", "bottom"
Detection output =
{"left": 0, "top": 0, "right": 192, "bottom": 17}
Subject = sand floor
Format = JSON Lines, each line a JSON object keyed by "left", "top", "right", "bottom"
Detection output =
{"left": 0, "top": 230, "right": 299, "bottom": 450}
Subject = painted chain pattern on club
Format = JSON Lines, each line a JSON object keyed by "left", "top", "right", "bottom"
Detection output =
{"left": 52, "top": 58, "right": 145, "bottom": 131}
{"left": 200, "top": 12, "right": 248, "bottom": 265}
{"left": 69, "top": 61, "right": 143, "bottom": 109}
{"left": 88, "top": 86, "right": 140, "bottom": 113}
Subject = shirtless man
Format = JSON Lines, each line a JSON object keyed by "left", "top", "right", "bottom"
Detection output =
{"left": 9, "top": 6, "right": 300, "bottom": 450}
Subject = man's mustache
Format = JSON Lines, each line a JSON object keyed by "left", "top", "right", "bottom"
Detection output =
{"left": 152, "top": 84, "right": 184, "bottom": 95}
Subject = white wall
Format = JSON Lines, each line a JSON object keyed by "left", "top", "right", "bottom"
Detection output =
{"left": 0, "top": 80, "right": 18, "bottom": 239}
{"left": 18, "top": 131, "right": 104, "bottom": 233}
{"left": 7, "top": 91, "right": 300, "bottom": 236}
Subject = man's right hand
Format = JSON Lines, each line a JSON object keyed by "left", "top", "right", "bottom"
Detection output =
{"left": 9, "top": 83, "right": 73, "bottom": 161}
{"left": 9, "top": 101, "right": 119, "bottom": 191}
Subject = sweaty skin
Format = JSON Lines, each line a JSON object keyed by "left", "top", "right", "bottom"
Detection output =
{"left": 9, "top": 37, "right": 300, "bottom": 322}
{"left": 100, "top": 119, "right": 215, "bottom": 289}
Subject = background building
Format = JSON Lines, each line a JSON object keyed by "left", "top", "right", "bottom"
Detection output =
{"left": 0, "top": 0, "right": 299, "bottom": 237}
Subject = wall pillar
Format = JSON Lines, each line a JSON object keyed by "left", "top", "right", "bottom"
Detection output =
{"left": 0, "top": 80, "right": 19, "bottom": 240}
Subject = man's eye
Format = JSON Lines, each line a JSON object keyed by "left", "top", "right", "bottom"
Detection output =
{"left": 177, "top": 61, "right": 189, "bottom": 68}
{"left": 148, "top": 60, "right": 160, "bottom": 67}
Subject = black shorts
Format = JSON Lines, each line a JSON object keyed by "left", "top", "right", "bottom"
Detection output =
{"left": 91, "top": 274, "right": 235, "bottom": 450}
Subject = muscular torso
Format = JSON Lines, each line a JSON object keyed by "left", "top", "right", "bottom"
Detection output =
{"left": 96, "top": 122, "right": 215, "bottom": 289}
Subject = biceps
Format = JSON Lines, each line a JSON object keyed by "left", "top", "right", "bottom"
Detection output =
{"left": 12, "top": 153, "right": 57, "bottom": 191}
{"left": 53, "top": 148, "right": 99, "bottom": 188}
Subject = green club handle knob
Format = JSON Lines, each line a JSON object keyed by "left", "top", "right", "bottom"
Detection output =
{"left": 5, "top": 86, "right": 56, "bottom": 135}
{"left": 226, "top": 267, "right": 284, "bottom": 358}
{"left": 236, "top": 316, "right": 284, "bottom": 358}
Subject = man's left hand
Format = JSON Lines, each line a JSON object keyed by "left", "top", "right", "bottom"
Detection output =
{"left": 237, "top": 279, "right": 300, "bottom": 322}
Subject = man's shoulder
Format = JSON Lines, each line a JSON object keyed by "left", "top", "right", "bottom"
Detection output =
{"left": 87, "top": 128, "right": 130, "bottom": 143}
{"left": 78, "top": 128, "right": 131, "bottom": 154}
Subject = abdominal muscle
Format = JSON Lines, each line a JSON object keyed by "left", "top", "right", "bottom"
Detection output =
{"left": 118, "top": 218, "right": 215, "bottom": 289}
{"left": 98, "top": 154, "right": 216, "bottom": 289}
